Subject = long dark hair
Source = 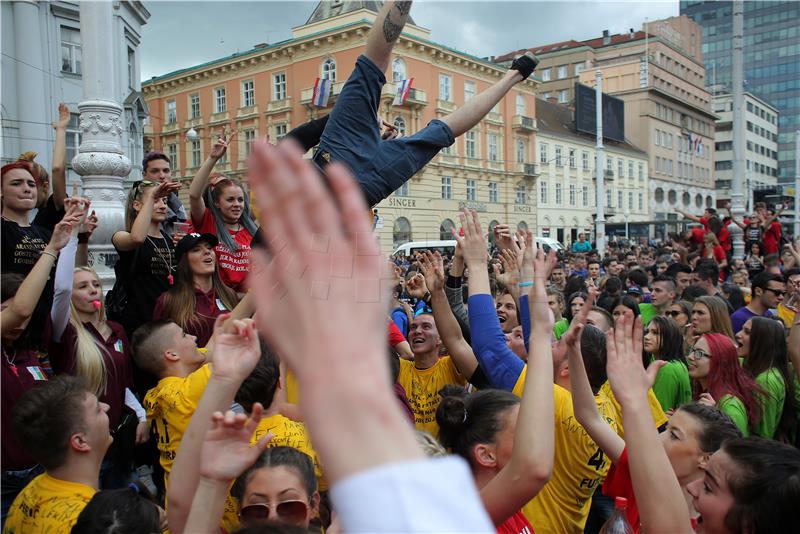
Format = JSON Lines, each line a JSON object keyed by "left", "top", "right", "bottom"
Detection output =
{"left": 231, "top": 446, "right": 317, "bottom": 502}
{"left": 205, "top": 176, "right": 258, "bottom": 251}
{"left": 742, "top": 317, "right": 797, "bottom": 444}
{"left": 564, "top": 291, "right": 588, "bottom": 323}
{"left": 644, "top": 315, "right": 687, "bottom": 367}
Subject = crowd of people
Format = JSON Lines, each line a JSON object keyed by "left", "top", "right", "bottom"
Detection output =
{"left": 2, "top": 2, "right": 800, "bottom": 533}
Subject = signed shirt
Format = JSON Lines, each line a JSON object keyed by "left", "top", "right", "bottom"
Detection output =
{"left": 4, "top": 473, "right": 95, "bottom": 534}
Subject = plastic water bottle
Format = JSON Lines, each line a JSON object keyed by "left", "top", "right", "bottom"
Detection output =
{"left": 599, "top": 496, "right": 635, "bottom": 534}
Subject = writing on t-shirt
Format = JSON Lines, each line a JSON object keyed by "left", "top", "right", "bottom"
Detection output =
{"left": 12, "top": 235, "right": 48, "bottom": 267}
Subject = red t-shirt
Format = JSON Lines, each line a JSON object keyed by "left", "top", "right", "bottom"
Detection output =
{"left": 2, "top": 348, "right": 49, "bottom": 470}
{"left": 196, "top": 209, "right": 253, "bottom": 292}
{"left": 497, "top": 511, "right": 534, "bottom": 534}
{"left": 718, "top": 225, "right": 731, "bottom": 252}
{"left": 690, "top": 227, "right": 705, "bottom": 246}
{"left": 602, "top": 447, "right": 640, "bottom": 533}
{"left": 153, "top": 287, "right": 230, "bottom": 348}
{"left": 388, "top": 321, "right": 406, "bottom": 347}
{"left": 762, "top": 221, "right": 781, "bottom": 255}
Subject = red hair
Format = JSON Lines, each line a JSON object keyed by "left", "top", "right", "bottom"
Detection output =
{"left": 1, "top": 161, "right": 33, "bottom": 181}
{"left": 703, "top": 333, "right": 764, "bottom": 427}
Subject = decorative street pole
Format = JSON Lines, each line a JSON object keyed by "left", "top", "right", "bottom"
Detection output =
{"left": 72, "top": 1, "right": 131, "bottom": 287}
{"left": 595, "top": 70, "right": 606, "bottom": 257}
{"left": 728, "top": 0, "right": 746, "bottom": 259}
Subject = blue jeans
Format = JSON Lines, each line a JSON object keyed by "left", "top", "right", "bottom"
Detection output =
{"left": 1, "top": 464, "right": 45, "bottom": 526}
{"left": 315, "top": 55, "right": 455, "bottom": 207}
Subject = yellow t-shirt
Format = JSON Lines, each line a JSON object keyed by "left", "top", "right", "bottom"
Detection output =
{"left": 221, "top": 413, "right": 326, "bottom": 533}
{"left": 397, "top": 356, "right": 466, "bottom": 436}
{"left": 513, "top": 368, "right": 620, "bottom": 534}
{"left": 598, "top": 381, "right": 669, "bottom": 438}
{"left": 3, "top": 473, "right": 95, "bottom": 534}
{"left": 143, "top": 363, "right": 212, "bottom": 483}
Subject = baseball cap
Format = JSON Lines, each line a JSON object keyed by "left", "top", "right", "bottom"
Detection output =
{"left": 175, "top": 232, "right": 218, "bottom": 263}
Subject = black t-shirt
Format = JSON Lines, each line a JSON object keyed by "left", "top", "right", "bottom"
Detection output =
{"left": 31, "top": 195, "right": 65, "bottom": 233}
{"left": 114, "top": 232, "right": 175, "bottom": 338}
{"left": 1, "top": 218, "right": 52, "bottom": 276}
{"left": 745, "top": 225, "right": 762, "bottom": 244}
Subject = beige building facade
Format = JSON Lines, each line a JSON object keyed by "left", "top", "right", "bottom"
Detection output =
{"left": 142, "top": 1, "right": 540, "bottom": 255}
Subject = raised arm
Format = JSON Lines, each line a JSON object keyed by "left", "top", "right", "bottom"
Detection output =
{"left": 1, "top": 210, "right": 80, "bottom": 333}
{"left": 189, "top": 131, "right": 232, "bottom": 226}
{"left": 606, "top": 315, "right": 691, "bottom": 533}
{"left": 247, "top": 140, "right": 492, "bottom": 533}
{"left": 480, "top": 235, "right": 554, "bottom": 525}
{"left": 675, "top": 208, "right": 701, "bottom": 223}
{"left": 112, "top": 181, "right": 179, "bottom": 251}
{"left": 50, "top": 103, "right": 70, "bottom": 209}
{"left": 419, "top": 250, "right": 477, "bottom": 378}
{"left": 51, "top": 198, "right": 88, "bottom": 342}
{"left": 75, "top": 209, "right": 98, "bottom": 267}
{"left": 167, "top": 317, "right": 262, "bottom": 534}
{"left": 444, "top": 242, "right": 472, "bottom": 341}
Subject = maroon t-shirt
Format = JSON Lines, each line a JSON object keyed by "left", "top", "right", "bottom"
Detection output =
{"left": 2, "top": 347, "right": 49, "bottom": 470}
{"left": 153, "top": 287, "right": 229, "bottom": 347}
{"left": 48, "top": 321, "right": 132, "bottom": 429}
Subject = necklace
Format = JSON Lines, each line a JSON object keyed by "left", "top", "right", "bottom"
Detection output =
{"left": 3, "top": 347, "right": 18, "bottom": 377}
{"left": 146, "top": 233, "right": 175, "bottom": 285}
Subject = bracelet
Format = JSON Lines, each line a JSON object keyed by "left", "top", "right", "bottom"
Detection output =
{"left": 41, "top": 250, "right": 58, "bottom": 261}
{"left": 78, "top": 232, "right": 90, "bottom": 244}
{"left": 518, "top": 280, "right": 534, "bottom": 287}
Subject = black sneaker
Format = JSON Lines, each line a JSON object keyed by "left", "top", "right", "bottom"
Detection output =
{"left": 510, "top": 51, "right": 539, "bottom": 80}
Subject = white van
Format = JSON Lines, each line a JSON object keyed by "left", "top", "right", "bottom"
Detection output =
{"left": 391, "top": 237, "right": 563, "bottom": 258}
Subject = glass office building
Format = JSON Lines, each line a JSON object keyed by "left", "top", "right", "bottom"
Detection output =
{"left": 680, "top": 1, "right": 799, "bottom": 185}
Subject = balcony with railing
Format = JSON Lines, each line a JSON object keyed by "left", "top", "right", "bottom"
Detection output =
{"left": 299, "top": 80, "right": 346, "bottom": 107}
{"left": 380, "top": 84, "right": 427, "bottom": 108}
{"left": 512, "top": 115, "right": 537, "bottom": 132}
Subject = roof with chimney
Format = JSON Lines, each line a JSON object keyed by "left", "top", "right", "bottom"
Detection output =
{"left": 536, "top": 97, "right": 646, "bottom": 155}
{"left": 306, "top": 0, "right": 416, "bottom": 25}
{"left": 493, "top": 30, "right": 647, "bottom": 63}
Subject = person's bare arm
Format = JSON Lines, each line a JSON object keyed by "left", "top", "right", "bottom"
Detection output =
{"left": 112, "top": 182, "right": 179, "bottom": 251}
{"left": 50, "top": 103, "right": 70, "bottom": 209}
{"left": 676, "top": 208, "right": 701, "bottom": 223}
{"left": 188, "top": 131, "right": 233, "bottom": 226}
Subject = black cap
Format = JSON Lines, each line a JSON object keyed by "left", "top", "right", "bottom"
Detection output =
{"left": 175, "top": 232, "right": 218, "bottom": 263}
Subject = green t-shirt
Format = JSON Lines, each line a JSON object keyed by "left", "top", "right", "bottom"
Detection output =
{"left": 718, "top": 394, "right": 749, "bottom": 437}
{"left": 752, "top": 368, "right": 786, "bottom": 439}
{"left": 553, "top": 318, "right": 569, "bottom": 340}
{"left": 638, "top": 303, "right": 658, "bottom": 326}
{"left": 650, "top": 358, "right": 692, "bottom": 412}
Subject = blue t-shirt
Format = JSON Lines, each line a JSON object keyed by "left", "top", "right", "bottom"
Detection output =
{"left": 572, "top": 241, "right": 592, "bottom": 253}
{"left": 730, "top": 306, "right": 774, "bottom": 333}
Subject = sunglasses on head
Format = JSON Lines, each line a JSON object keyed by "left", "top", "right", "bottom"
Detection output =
{"left": 132, "top": 179, "right": 157, "bottom": 195}
{"left": 239, "top": 500, "right": 309, "bottom": 525}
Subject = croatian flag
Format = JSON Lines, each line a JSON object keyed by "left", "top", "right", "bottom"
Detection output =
{"left": 312, "top": 78, "right": 332, "bottom": 107}
{"left": 393, "top": 78, "right": 414, "bottom": 105}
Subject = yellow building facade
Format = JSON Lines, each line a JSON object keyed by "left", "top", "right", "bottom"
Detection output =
{"left": 142, "top": 3, "right": 539, "bottom": 254}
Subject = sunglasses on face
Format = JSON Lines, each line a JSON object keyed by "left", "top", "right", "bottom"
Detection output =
{"left": 763, "top": 287, "right": 785, "bottom": 297}
{"left": 239, "top": 500, "right": 309, "bottom": 525}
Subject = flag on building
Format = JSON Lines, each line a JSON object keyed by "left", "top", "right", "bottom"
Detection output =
{"left": 312, "top": 78, "right": 332, "bottom": 107}
{"left": 393, "top": 78, "right": 414, "bottom": 105}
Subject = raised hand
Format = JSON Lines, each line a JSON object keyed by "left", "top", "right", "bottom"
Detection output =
{"left": 80, "top": 210, "right": 99, "bottom": 236}
{"left": 493, "top": 224, "right": 514, "bottom": 251}
{"left": 199, "top": 404, "right": 273, "bottom": 482}
{"left": 405, "top": 272, "right": 428, "bottom": 299}
{"left": 48, "top": 212, "right": 82, "bottom": 251}
{"left": 52, "top": 103, "right": 70, "bottom": 130}
{"left": 210, "top": 130, "right": 235, "bottom": 161}
{"left": 419, "top": 251, "right": 444, "bottom": 293}
{"left": 209, "top": 316, "right": 261, "bottom": 383}
{"left": 151, "top": 180, "right": 182, "bottom": 199}
{"left": 605, "top": 315, "right": 651, "bottom": 406}
{"left": 454, "top": 209, "right": 487, "bottom": 268}
{"left": 697, "top": 392, "right": 716, "bottom": 407}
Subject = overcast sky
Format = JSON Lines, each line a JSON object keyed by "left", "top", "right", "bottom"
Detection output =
{"left": 140, "top": 0, "right": 679, "bottom": 81}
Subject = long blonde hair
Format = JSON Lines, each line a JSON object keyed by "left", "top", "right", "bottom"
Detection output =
{"left": 69, "top": 267, "right": 110, "bottom": 396}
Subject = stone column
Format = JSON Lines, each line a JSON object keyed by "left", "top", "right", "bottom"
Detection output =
{"left": 12, "top": 0, "right": 48, "bottom": 159}
{"left": 72, "top": 1, "right": 130, "bottom": 287}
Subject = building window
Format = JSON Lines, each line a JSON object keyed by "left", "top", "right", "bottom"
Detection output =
{"left": 540, "top": 181, "right": 548, "bottom": 204}
{"left": 465, "top": 130, "right": 477, "bottom": 159}
{"left": 393, "top": 116, "right": 406, "bottom": 135}
{"left": 555, "top": 145, "right": 563, "bottom": 166}
{"left": 515, "top": 94, "right": 525, "bottom": 116}
{"left": 191, "top": 139, "right": 201, "bottom": 167}
{"left": 516, "top": 184, "right": 526, "bottom": 204}
{"left": 558, "top": 89, "right": 569, "bottom": 103}
{"left": 214, "top": 87, "right": 226, "bottom": 113}
{"left": 441, "top": 176, "right": 452, "bottom": 199}
{"left": 628, "top": 161, "right": 634, "bottom": 178}
{"left": 582, "top": 151, "right": 589, "bottom": 170}
{"left": 275, "top": 123, "right": 288, "bottom": 140}
{"left": 244, "top": 129, "right": 256, "bottom": 157}
{"left": 639, "top": 193, "right": 644, "bottom": 211}
{"left": 393, "top": 217, "right": 412, "bottom": 248}
{"left": 166, "top": 100, "right": 177, "bottom": 124}
{"left": 190, "top": 94, "right": 200, "bottom": 119}
{"left": 607, "top": 189, "right": 613, "bottom": 208}
{"left": 539, "top": 143, "right": 548, "bottom": 164}
{"left": 618, "top": 159, "right": 624, "bottom": 178}
{"left": 60, "top": 26, "right": 82, "bottom": 75}
{"left": 127, "top": 47, "right": 135, "bottom": 88}
{"left": 569, "top": 148, "right": 576, "bottom": 168}
{"left": 606, "top": 156, "right": 613, "bottom": 173}
{"left": 638, "top": 162, "right": 644, "bottom": 181}
{"left": 618, "top": 190, "right": 623, "bottom": 208}
{"left": 167, "top": 143, "right": 178, "bottom": 170}
{"left": 440, "top": 219, "right": 455, "bottom": 240}
{"left": 582, "top": 185, "right": 589, "bottom": 206}
{"left": 439, "top": 74, "right": 452, "bottom": 101}
{"left": 66, "top": 113, "right": 81, "bottom": 165}
{"left": 628, "top": 192, "right": 633, "bottom": 211}
{"left": 395, "top": 181, "right": 409, "bottom": 197}
{"left": 488, "top": 133, "right": 498, "bottom": 162}
{"left": 569, "top": 184, "right": 576, "bottom": 206}
{"left": 242, "top": 80, "right": 255, "bottom": 107}
{"left": 557, "top": 65, "right": 568, "bottom": 79}
{"left": 541, "top": 68, "right": 551, "bottom": 81}
{"left": 273, "top": 72, "right": 286, "bottom": 101}
{"left": 466, "top": 179, "right": 476, "bottom": 201}
{"left": 555, "top": 183, "right": 562, "bottom": 204}
{"left": 392, "top": 57, "right": 406, "bottom": 83}
{"left": 489, "top": 182, "right": 498, "bottom": 203}
{"left": 322, "top": 58, "right": 336, "bottom": 82}
{"left": 464, "top": 80, "right": 476, "bottom": 102}
{"left": 575, "top": 62, "right": 585, "bottom": 75}
{"left": 516, "top": 139, "right": 525, "bottom": 163}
